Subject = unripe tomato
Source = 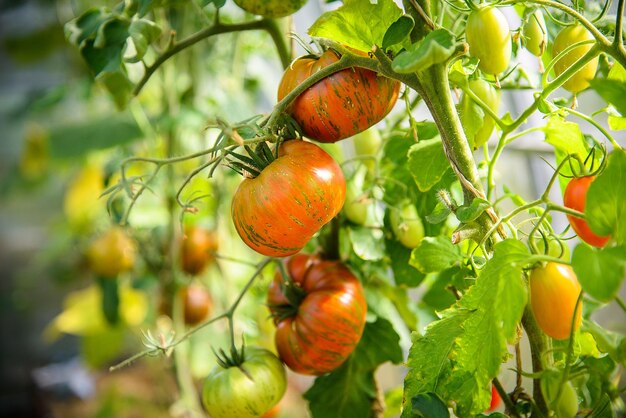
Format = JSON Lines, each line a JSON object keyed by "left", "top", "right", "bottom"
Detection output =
{"left": 180, "top": 226, "right": 218, "bottom": 275}
{"left": 234, "top": 0, "right": 307, "bottom": 18}
{"left": 466, "top": 6, "right": 512, "bottom": 75}
{"left": 563, "top": 176, "right": 610, "bottom": 248}
{"left": 390, "top": 202, "right": 425, "bottom": 249}
{"left": 353, "top": 127, "right": 382, "bottom": 172}
{"left": 460, "top": 78, "right": 501, "bottom": 149}
{"left": 231, "top": 140, "right": 345, "bottom": 257}
{"left": 64, "top": 164, "right": 105, "bottom": 231}
{"left": 344, "top": 167, "right": 369, "bottom": 225}
{"left": 541, "top": 375, "right": 579, "bottom": 418}
{"left": 523, "top": 9, "right": 548, "bottom": 56}
{"left": 202, "top": 347, "right": 286, "bottom": 418}
{"left": 86, "top": 227, "right": 137, "bottom": 278}
{"left": 552, "top": 25, "right": 598, "bottom": 93}
{"left": 181, "top": 284, "right": 212, "bottom": 325}
{"left": 277, "top": 50, "right": 400, "bottom": 143}
{"left": 529, "top": 262, "right": 582, "bottom": 340}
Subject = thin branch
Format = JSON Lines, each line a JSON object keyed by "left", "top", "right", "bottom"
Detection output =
{"left": 409, "top": 0, "right": 436, "bottom": 30}
{"left": 615, "top": 0, "right": 625, "bottom": 47}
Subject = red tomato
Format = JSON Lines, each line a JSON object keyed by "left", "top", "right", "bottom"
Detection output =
{"left": 181, "top": 284, "right": 212, "bottom": 325}
{"left": 231, "top": 140, "right": 345, "bottom": 257}
{"left": 564, "top": 176, "right": 609, "bottom": 247}
{"left": 487, "top": 383, "right": 501, "bottom": 412}
{"left": 180, "top": 226, "right": 218, "bottom": 275}
{"left": 277, "top": 50, "right": 400, "bottom": 143}
{"left": 267, "top": 254, "right": 367, "bottom": 375}
{"left": 530, "top": 262, "right": 582, "bottom": 340}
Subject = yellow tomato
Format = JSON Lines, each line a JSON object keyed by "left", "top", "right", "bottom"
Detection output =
{"left": 552, "top": 25, "right": 598, "bottom": 93}
{"left": 466, "top": 6, "right": 512, "bottom": 75}
{"left": 530, "top": 262, "right": 582, "bottom": 340}
{"left": 87, "top": 227, "right": 137, "bottom": 278}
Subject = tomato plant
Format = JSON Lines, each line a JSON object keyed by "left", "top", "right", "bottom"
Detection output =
{"left": 267, "top": 254, "right": 367, "bottom": 375}
{"left": 233, "top": 0, "right": 307, "bottom": 18}
{"left": 277, "top": 50, "right": 400, "bottom": 142}
{"left": 202, "top": 346, "right": 287, "bottom": 418}
{"left": 552, "top": 25, "right": 599, "bottom": 93}
{"left": 465, "top": 6, "right": 512, "bottom": 76}
{"left": 180, "top": 225, "right": 218, "bottom": 275}
{"left": 86, "top": 226, "right": 137, "bottom": 278}
{"left": 530, "top": 262, "right": 582, "bottom": 340}
{"left": 181, "top": 284, "right": 212, "bottom": 326}
{"left": 231, "top": 140, "right": 345, "bottom": 257}
{"left": 564, "top": 176, "right": 610, "bottom": 247}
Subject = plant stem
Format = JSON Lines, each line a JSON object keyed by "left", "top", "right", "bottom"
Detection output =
{"left": 493, "top": 378, "right": 521, "bottom": 418}
{"left": 522, "top": 307, "right": 550, "bottom": 416}
{"left": 134, "top": 19, "right": 286, "bottom": 95}
{"left": 615, "top": 296, "right": 626, "bottom": 314}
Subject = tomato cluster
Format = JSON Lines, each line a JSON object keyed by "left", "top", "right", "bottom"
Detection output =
{"left": 267, "top": 254, "right": 367, "bottom": 375}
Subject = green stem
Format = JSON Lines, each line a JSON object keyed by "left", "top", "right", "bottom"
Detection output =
{"left": 563, "top": 106, "right": 621, "bottom": 149}
{"left": 134, "top": 19, "right": 285, "bottom": 95}
{"left": 614, "top": 0, "right": 624, "bottom": 48}
{"left": 264, "top": 18, "right": 291, "bottom": 69}
{"left": 493, "top": 378, "right": 521, "bottom": 418}
{"left": 615, "top": 296, "right": 626, "bottom": 314}
{"left": 522, "top": 307, "right": 551, "bottom": 417}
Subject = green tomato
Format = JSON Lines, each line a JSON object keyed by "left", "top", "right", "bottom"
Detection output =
{"left": 535, "top": 236, "right": 570, "bottom": 260}
{"left": 460, "top": 78, "right": 501, "bottom": 149}
{"left": 352, "top": 127, "right": 382, "bottom": 173}
{"left": 390, "top": 202, "right": 425, "bottom": 249}
{"left": 202, "top": 347, "right": 287, "bottom": 418}
{"left": 466, "top": 6, "right": 512, "bottom": 75}
{"left": 523, "top": 9, "right": 548, "bottom": 57}
{"left": 541, "top": 375, "right": 579, "bottom": 418}
{"left": 233, "top": 0, "right": 307, "bottom": 18}
{"left": 344, "top": 183, "right": 369, "bottom": 226}
{"left": 552, "top": 25, "right": 598, "bottom": 93}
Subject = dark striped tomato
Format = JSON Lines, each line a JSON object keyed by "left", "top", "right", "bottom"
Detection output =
{"left": 267, "top": 254, "right": 367, "bottom": 375}
{"left": 277, "top": 50, "right": 400, "bottom": 143}
{"left": 231, "top": 140, "right": 345, "bottom": 257}
{"left": 564, "top": 176, "right": 610, "bottom": 248}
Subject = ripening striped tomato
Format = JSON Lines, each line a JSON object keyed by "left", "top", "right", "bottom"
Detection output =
{"left": 231, "top": 140, "right": 345, "bottom": 257}
{"left": 530, "top": 262, "right": 582, "bottom": 340}
{"left": 277, "top": 49, "right": 400, "bottom": 143}
{"left": 267, "top": 254, "right": 367, "bottom": 375}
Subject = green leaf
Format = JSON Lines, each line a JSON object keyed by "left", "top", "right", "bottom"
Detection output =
{"left": 308, "top": 0, "right": 403, "bottom": 53}
{"left": 582, "top": 320, "right": 626, "bottom": 364}
{"left": 305, "top": 318, "right": 402, "bottom": 418}
{"left": 422, "top": 268, "right": 461, "bottom": 311}
{"left": 349, "top": 226, "right": 385, "bottom": 261}
{"left": 606, "top": 64, "right": 626, "bottom": 129}
{"left": 65, "top": 8, "right": 109, "bottom": 47}
{"left": 386, "top": 237, "right": 425, "bottom": 287}
{"left": 426, "top": 202, "right": 451, "bottom": 224}
{"left": 586, "top": 149, "right": 626, "bottom": 245}
{"left": 200, "top": 0, "right": 227, "bottom": 8}
{"left": 408, "top": 137, "right": 451, "bottom": 192}
{"left": 589, "top": 78, "right": 626, "bottom": 116}
{"left": 128, "top": 19, "right": 161, "bottom": 61}
{"left": 410, "top": 236, "right": 463, "bottom": 273}
{"left": 49, "top": 116, "right": 143, "bottom": 159}
{"left": 382, "top": 15, "right": 414, "bottom": 51}
{"left": 97, "top": 70, "right": 134, "bottom": 109}
{"left": 392, "top": 29, "right": 456, "bottom": 73}
{"left": 543, "top": 116, "right": 591, "bottom": 192}
{"left": 456, "top": 198, "right": 490, "bottom": 222}
{"left": 403, "top": 240, "right": 529, "bottom": 417}
{"left": 572, "top": 244, "right": 626, "bottom": 302}
{"left": 411, "top": 393, "right": 450, "bottom": 418}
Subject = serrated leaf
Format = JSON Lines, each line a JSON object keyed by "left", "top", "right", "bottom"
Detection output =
{"left": 391, "top": 29, "right": 456, "bottom": 73}
{"left": 411, "top": 392, "right": 450, "bottom": 418}
{"left": 410, "top": 236, "right": 463, "bottom": 273}
{"left": 407, "top": 137, "right": 451, "bottom": 192}
{"left": 403, "top": 240, "right": 529, "bottom": 417}
{"left": 65, "top": 8, "right": 108, "bottom": 47}
{"left": 586, "top": 149, "right": 626, "bottom": 245}
{"left": 305, "top": 318, "right": 402, "bottom": 418}
{"left": 349, "top": 226, "right": 385, "bottom": 261}
{"left": 572, "top": 244, "right": 626, "bottom": 302}
{"left": 456, "top": 198, "right": 490, "bottom": 222}
{"left": 308, "top": 0, "right": 403, "bottom": 52}
{"left": 382, "top": 15, "right": 414, "bottom": 51}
